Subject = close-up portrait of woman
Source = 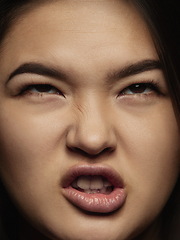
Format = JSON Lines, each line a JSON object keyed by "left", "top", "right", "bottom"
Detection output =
{"left": 0, "top": 0, "right": 180, "bottom": 239}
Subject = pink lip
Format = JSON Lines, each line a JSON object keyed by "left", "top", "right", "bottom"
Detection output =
{"left": 62, "top": 164, "right": 126, "bottom": 213}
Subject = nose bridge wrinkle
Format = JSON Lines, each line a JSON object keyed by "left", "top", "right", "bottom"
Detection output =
{"left": 66, "top": 100, "right": 117, "bottom": 156}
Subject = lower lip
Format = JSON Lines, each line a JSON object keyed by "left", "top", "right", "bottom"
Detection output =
{"left": 63, "top": 186, "right": 126, "bottom": 213}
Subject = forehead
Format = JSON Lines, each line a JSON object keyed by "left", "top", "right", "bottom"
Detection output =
{"left": 0, "top": 0, "right": 158, "bottom": 78}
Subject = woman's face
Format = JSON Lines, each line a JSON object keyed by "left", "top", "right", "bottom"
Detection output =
{"left": 0, "top": 1, "right": 179, "bottom": 239}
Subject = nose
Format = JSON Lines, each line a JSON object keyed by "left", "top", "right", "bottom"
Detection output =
{"left": 66, "top": 103, "right": 117, "bottom": 156}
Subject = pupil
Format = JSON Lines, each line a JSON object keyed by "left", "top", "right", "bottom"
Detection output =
{"left": 35, "top": 84, "right": 52, "bottom": 92}
{"left": 129, "top": 84, "right": 146, "bottom": 93}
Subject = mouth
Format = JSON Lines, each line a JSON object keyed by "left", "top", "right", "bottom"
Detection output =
{"left": 71, "top": 175, "right": 114, "bottom": 194}
{"left": 62, "top": 164, "right": 126, "bottom": 213}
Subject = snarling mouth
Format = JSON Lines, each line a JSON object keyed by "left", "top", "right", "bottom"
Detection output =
{"left": 62, "top": 164, "right": 126, "bottom": 213}
{"left": 71, "top": 175, "right": 114, "bottom": 194}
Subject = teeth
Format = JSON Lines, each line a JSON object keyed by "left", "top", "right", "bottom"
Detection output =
{"left": 90, "top": 176, "right": 103, "bottom": 190}
{"left": 100, "top": 186, "right": 107, "bottom": 194}
{"left": 104, "top": 179, "right": 112, "bottom": 187}
{"left": 72, "top": 175, "right": 113, "bottom": 194}
{"left": 84, "top": 189, "right": 92, "bottom": 194}
{"left": 84, "top": 187, "right": 113, "bottom": 195}
{"left": 71, "top": 180, "right": 78, "bottom": 189}
{"left": 77, "top": 176, "right": 91, "bottom": 190}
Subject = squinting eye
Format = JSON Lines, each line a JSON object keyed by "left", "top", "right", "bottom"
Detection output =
{"left": 23, "top": 84, "right": 62, "bottom": 95}
{"left": 121, "top": 83, "right": 156, "bottom": 95}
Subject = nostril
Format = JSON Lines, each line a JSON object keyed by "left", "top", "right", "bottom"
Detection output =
{"left": 67, "top": 146, "right": 115, "bottom": 157}
{"left": 66, "top": 120, "right": 117, "bottom": 156}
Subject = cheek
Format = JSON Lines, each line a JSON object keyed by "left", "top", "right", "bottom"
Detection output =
{"left": 117, "top": 99, "right": 180, "bottom": 174}
{"left": 124, "top": 116, "right": 180, "bottom": 180}
{"left": 117, "top": 101, "right": 180, "bottom": 221}
{"left": 0, "top": 104, "right": 69, "bottom": 191}
{"left": 107, "top": 101, "right": 180, "bottom": 238}
{"left": 0, "top": 105, "right": 72, "bottom": 232}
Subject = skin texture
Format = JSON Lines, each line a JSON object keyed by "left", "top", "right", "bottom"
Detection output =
{"left": 0, "top": 0, "right": 179, "bottom": 239}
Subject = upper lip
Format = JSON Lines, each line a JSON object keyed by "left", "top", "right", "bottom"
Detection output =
{"left": 61, "top": 163, "right": 124, "bottom": 189}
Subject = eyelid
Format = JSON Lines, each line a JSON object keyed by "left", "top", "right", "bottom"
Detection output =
{"left": 19, "top": 83, "right": 65, "bottom": 97}
{"left": 117, "top": 79, "right": 163, "bottom": 97}
{"left": 22, "top": 84, "right": 62, "bottom": 94}
{"left": 7, "top": 75, "right": 66, "bottom": 97}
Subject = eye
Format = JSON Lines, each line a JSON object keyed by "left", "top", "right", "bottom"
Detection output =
{"left": 120, "top": 82, "right": 158, "bottom": 96}
{"left": 22, "top": 84, "right": 63, "bottom": 95}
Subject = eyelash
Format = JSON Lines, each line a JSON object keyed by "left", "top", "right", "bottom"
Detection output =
{"left": 118, "top": 80, "right": 161, "bottom": 97}
{"left": 18, "top": 80, "right": 161, "bottom": 98}
{"left": 19, "top": 83, "right": 64, "bottom": 97}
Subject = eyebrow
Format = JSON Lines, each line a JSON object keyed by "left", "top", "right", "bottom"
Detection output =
{"left": 7, "top": 62, "right": 67, "bottom": 82}
{"left": 107, "top": 59, "right": 162, "bottom": 83}
{"left": 7, "top": 59, "right": 162, "bottom": 83}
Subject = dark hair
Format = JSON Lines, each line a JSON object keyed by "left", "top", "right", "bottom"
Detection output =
{"left": 133, "top": 0, "right": 180, "bottom": 122}
{"left": 0, "top": 0, "right": 180, "bottom": 239}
